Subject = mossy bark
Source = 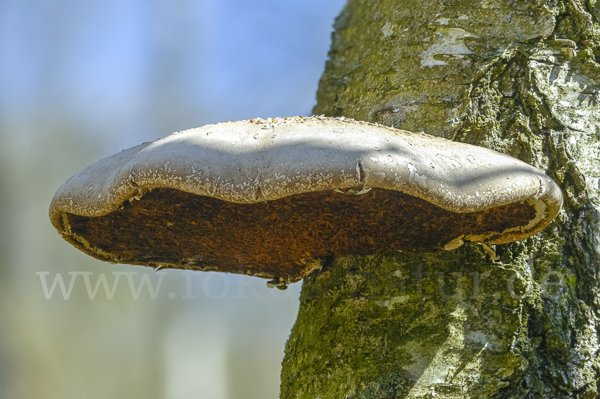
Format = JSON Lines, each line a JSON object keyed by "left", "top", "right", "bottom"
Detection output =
{"left": 280, "top": 0, "right": 600, "bottom": 397}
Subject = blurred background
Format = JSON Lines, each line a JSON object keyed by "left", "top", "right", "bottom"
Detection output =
{"left": 0, "top": 0, "right": 345, "bottom": 398}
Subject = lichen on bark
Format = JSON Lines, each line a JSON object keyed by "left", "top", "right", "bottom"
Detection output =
{"left": 281, "top": 0, "right": 600, "bottom": 397}
{"left": 281, "top": 249, "right": 543, "bottom": 398}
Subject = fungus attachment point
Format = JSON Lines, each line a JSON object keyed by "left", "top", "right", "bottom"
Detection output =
{"left": 49, "top": 116, "right": 562, "bottom": 285}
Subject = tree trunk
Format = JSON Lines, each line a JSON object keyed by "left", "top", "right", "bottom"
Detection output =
{"left": 280, "top": 0, "right": 600, "bottom": 397}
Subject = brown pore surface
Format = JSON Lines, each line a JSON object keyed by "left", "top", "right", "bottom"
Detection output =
{"left": 66, "top": 188, "right": 535, "bottom": 281}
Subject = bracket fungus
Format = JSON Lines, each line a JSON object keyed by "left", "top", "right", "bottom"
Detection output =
{"left": 49, "top": 116, "right": 562, "bottom": 288}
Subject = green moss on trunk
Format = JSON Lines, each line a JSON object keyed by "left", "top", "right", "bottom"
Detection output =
{"left": 281, "top": 249, "right": 539, "bottom": 398}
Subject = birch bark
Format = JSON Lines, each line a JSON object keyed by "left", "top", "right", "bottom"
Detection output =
{"left": 281, "top": 0, "right": 600, "bottom": 397}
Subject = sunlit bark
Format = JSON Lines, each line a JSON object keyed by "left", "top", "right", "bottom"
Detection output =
{"left": 281, "top": 0, "right": 600, "bottom": 397}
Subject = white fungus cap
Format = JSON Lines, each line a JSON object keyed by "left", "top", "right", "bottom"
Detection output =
{"left": 49, "top": 116, "right": 563, "bottom": 285}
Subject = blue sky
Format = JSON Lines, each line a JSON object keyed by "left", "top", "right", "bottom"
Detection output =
{"left": 1, "top": 0, "right": 345, "bottom": 147}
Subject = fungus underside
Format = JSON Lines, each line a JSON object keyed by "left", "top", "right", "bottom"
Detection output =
{"left": 64, "top": 187, "right": 535, "bottom": 281}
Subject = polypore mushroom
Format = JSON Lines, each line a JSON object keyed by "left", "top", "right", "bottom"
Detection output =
{"left": 49, "top": 116, "right": 562, "bottom": 288}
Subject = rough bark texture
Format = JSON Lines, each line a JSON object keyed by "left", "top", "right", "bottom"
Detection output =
{"left": 281, "top": 0, "right": 600, "bottom": 397}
